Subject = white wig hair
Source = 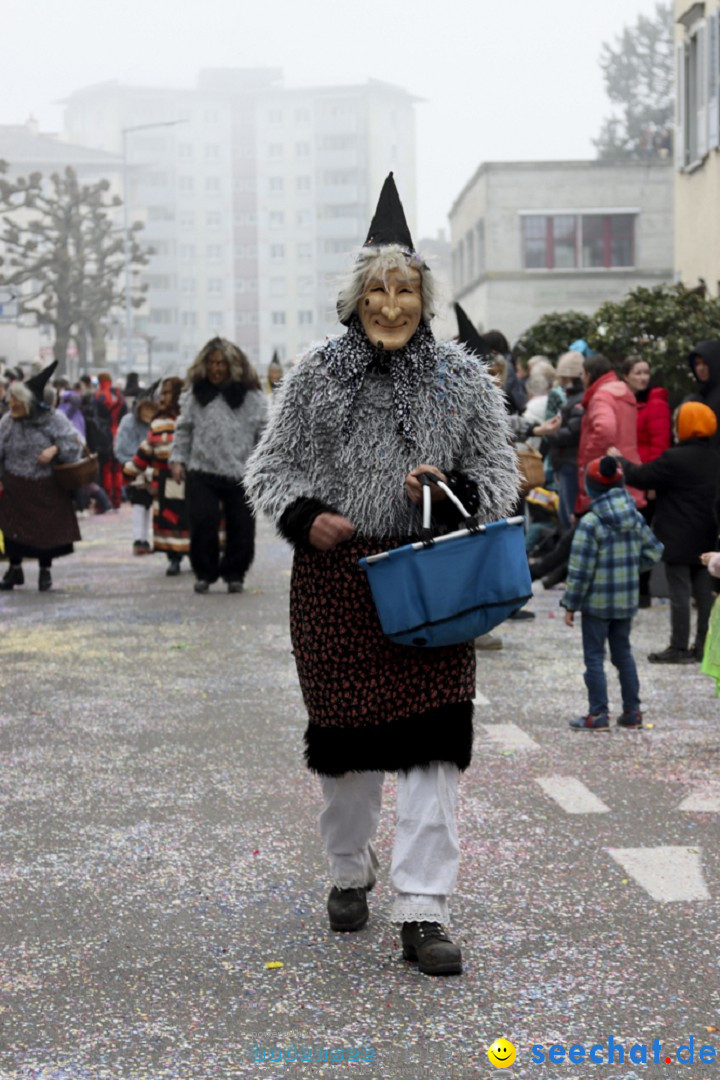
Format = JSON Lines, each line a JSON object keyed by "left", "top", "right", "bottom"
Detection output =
{"left": 8, "top": 379, "right": 35, "bottom": 413}
{"left": 336, "top": 244, "right": 436, "bottom": 325}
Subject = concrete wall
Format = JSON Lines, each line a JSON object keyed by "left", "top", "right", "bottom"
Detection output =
{"left": 449, "top": 160, "right": 673, "bottom": 343}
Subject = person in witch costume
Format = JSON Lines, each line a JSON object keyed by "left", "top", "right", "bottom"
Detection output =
{"left": 245, "top": 174, "right": 518, "bottom": 976}
{"left": 170, "top": 338, "right": 267, "bottom": 593}
{"left": 0, "top": 360, "right": 83, "bottom": 591}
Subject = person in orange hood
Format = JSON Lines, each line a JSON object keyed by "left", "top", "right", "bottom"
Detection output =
{"left": 610, "top": 401, "right": 720, "bottom": 664}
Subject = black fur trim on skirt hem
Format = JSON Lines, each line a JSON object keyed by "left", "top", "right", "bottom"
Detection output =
{"left": 304, "top": 700, "right": 474, "bottom": 777}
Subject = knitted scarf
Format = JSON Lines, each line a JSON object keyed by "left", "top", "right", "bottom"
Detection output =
{"left": 326, "top": 316, "right": 437, "bottom": 448}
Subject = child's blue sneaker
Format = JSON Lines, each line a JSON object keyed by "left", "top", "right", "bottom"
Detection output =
{"left": 569, "top": 712, "right": 610, "bottom": 731}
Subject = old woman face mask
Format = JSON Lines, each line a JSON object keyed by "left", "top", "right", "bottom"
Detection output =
{"left": 357, "top": 266, "right": 423, "bottom": 351}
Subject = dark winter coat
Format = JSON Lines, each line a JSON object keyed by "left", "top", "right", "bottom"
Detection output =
{"left": 636, "top": 386, "right": 672, "bottom": 463}
{"left": 545, "top": 382, "right": 584, "bottom": 471}
{"left": 619, "top": 439, "right": 720, "bottom": 564}
{"left": 687, "top": 341, "right": 720, "bottom": 447}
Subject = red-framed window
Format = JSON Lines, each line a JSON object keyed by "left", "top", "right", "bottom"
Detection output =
{"left": 522, "top": 213, "right": 635, "bottom": 270}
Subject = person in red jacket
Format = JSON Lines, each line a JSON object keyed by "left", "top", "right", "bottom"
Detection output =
{"left": 95, "top": 372, "right": 127, "bottom": 509}
{"left": 575, "top": 355, "right": 645, "bottom": 517}
{"left": 621, "top": 356, "right": 672, "bottom": 606}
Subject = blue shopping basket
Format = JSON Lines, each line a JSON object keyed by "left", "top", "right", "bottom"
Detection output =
{"left": 358, "top": 475, "right": 532, "bottom": 648}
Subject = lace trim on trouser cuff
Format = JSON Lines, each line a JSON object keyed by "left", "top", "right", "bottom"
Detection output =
{"left": 391, "top": 893, "right": 449, "bottom": 925}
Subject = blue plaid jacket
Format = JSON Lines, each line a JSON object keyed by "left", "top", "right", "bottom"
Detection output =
{"left": 561, "top": 487, "right": 664, "bottom": 618}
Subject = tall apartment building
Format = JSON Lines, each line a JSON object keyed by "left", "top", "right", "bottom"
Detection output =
{"left": 61, "top": 71, "right": 418, "bottom": 375}
{"left": 449, "top": 160, "right": 674, "bottom": 344}
{"left": 674, "top": 0, "right": 720, "bottom": 293}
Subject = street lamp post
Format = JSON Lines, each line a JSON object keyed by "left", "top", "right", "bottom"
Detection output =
{"left": 121, "top": 119, "right": 186, "bottom": 371}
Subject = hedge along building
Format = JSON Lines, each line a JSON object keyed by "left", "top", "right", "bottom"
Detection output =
{"left": 448, "top": 159, "right": 673, "bottom": 345}
{"left": 674, "top": 0, "right": 720, "bottom": 295}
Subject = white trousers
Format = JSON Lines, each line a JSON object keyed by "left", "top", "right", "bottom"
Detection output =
{"left": 319, "top": 763, "right": 460, "bottom": 925}
{"left": 131, "top": 504, "right": 151, "bottom": 543}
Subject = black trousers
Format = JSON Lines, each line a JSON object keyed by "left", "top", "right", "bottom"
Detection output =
{"left": 186, "top": 471, "right": 255, "bottom": 584}
{"left": 665, "top": 562, "right": 713, "bottom": 650}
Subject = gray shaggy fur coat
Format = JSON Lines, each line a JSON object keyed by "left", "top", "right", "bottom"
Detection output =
{"left": 245, "top": 338, "right": 519, "bottom": 536}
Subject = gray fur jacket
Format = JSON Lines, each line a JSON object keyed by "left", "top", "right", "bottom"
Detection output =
{"left": 0, "top": 409, "right": 83, "bottom": 481}
{"left": 170, "top": 386, "right": 268, "bottom": 480}
{"left": 245, "top": 337, "right": 519, "bottom": 540}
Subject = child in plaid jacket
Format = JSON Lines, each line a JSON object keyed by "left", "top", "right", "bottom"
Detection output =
{"left": 561, "top": 456, "right": 663, "bottom": 730}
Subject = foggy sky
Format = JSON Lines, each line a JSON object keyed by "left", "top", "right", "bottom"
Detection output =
{"left": 5, "top": 0, "right": 663, "bottom": 235}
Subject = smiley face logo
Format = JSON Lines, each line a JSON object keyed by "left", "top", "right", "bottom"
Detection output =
{"left": 488, "top": 1039, "right": 516, "bottom": 1068}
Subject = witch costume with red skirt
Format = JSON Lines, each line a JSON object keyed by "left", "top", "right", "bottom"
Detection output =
{"left": 0, "top": 361, "right": 83, "bottom": 591}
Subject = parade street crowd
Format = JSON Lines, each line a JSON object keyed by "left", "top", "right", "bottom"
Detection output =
{"left": 1, "top": 173, "right": 719, "bottom": 1079}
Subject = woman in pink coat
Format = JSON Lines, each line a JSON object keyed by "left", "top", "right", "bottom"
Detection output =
{"left": 575, "top": 354, "right": 645, "bottom": 516}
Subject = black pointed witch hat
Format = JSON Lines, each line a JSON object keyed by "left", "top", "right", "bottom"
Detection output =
{"left": 454, "top": 303, "right": 488, "bottom": 360}
{"left": 364, "top": 172, "right": 415, "bottom": 251}
{"left": 25, "top": 359, "right": 58, "bottom": 404}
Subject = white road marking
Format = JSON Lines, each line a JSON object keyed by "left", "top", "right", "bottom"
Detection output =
{"left": 607, "top": 846, "right": 710, "bottom": 902}
{"left": 679, "top": 791, "right": 720, "bottom": 813}
{"left": 536, "top": 776, "right": 610, "bottom": 815}
{"left": 480, "top": 723, "right": 539, "bottom": 751}
{"left": 473, "top": 690, "right": 489, "bottom": 706}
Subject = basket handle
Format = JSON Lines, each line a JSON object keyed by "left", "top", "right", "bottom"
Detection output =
{"left": 420, "top": 473, "right": 479, "bottom": 545}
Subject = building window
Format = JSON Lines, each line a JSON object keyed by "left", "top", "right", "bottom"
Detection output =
{"left": 269, "top": 210, "right": 285, "bottom": 227}
{"left": 297, "top": 242, "right": 313, "bottom": 261}
{"left": 296, "top": 175, "right": 312, "bottom": 191}
{"left": 206, "top": 244, "right": 222, "bottom": 260}
{"left": 272, "top": 311, "right": 286, "bottom": 325}
{"left": 179, "top": 210, "right": 194, "bottom": 228}
{"left": 150, "top": 308, "right": 174, "bottom": 324}
{"left": 296, "top": 141, "right": 311, "bottom": 157}
{"left": 269, "top": 176, "right": 284, "bottom": 192}
{"left": 205, "top": 144, "right": 220, "bottom": 158}
{"left": 319, "top": 134, "right": 356, "bottom": 151}
{"left": 208, "top": 278, "right": 223, "bottom": 294}
{"left": 296, "top": 209, "right": 312, "bottom": 227}
{"left": 148, "top": 206, "right": 175, "bottom": 222}
{"left": 178, "top": 144, "right": 193, "bottom": 159}
{"left": 521, "top": 213, "right": 636, "bottom": 270}
{"left": 206, "top": 211, "right": 222, "bottom": 227}
{"left": 323, "top": 170, "right": 356, "bottom": 185}
{"left": 298, "top": 310, "right": 313, "bottom": 325}
{"left": 179, "top": 176, "right": 194, "bottom": 192}
{"left": 268, "top": 143, "right": 283, "bottom": 158}
{"left": 298, "top": 276, "right": 314, "bottom": 293}
{"left": 206, "top": 177, "right": 221, "bottom": 192}
{"left": 180, "top": 278, "right": 196, "bottom": 294}
{"left": 295, "top": 107, "right": 311, "bottom": 123}
{"left": 676, "top": 10, "right": 720, "bottom": 169}
{"left": 270, "top": 277, "right": 285, "bottom": 297}
{"left": 268, "top": 108, "right": 283, "bottom": 124}
{"left": 322, "top": 239, "right": 349, "bottom": 254}
{"left": 209, "top": 311, "right": 223, "bottom": 328}
{"left": 179, "top": 243, "right": 196, "bottom": 259}
{"left": 181, "top": 311, "right": 197, "bottom": 327}
{"left": 270, "top": 243, "right": 285, "bottom": 259}
{"left": 465, "top": 230, "right": 475, "bottom": 280}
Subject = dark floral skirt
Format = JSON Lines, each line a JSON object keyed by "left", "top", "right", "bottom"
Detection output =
{"left": 290, "top": 536, "right": 475, "bottom": 776}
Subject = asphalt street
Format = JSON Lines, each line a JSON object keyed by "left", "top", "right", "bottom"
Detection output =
{"left": 1, "top": 508, "right": 719, "bottom": 1080}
